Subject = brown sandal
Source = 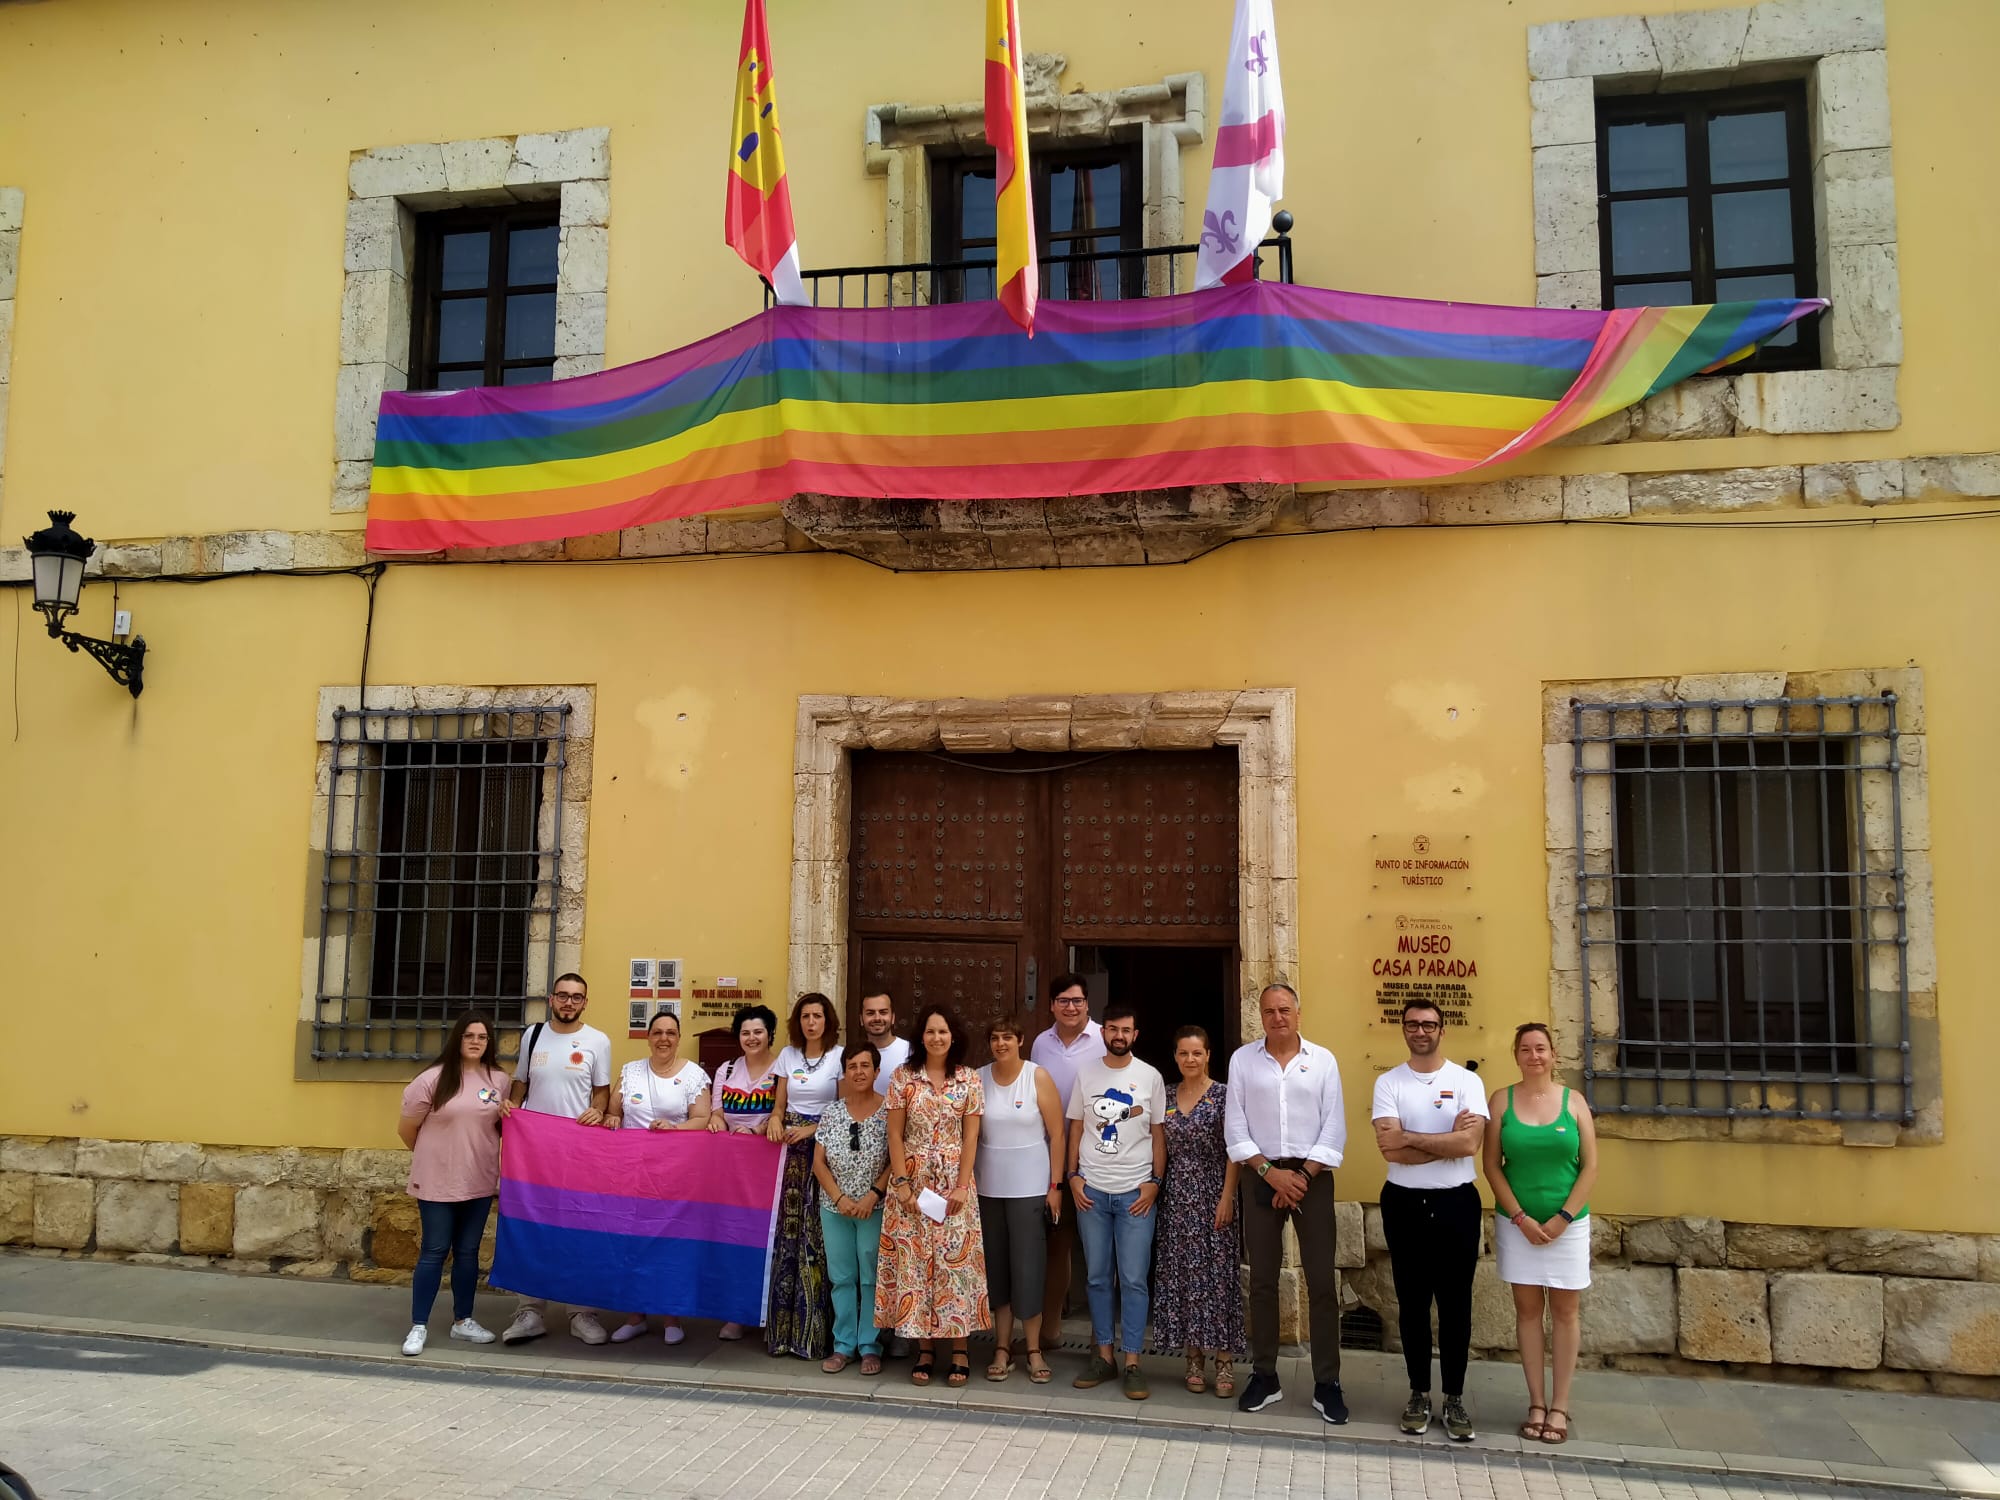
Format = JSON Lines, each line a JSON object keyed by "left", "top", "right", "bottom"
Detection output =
{"left": 1518, "top": 1405, "right": 1548, "bottom": 1440}
{"left": 1184, "top": 1352, "right": 1207, "bottom": 1393}
{"left": 1541, "top": 1408, "right": 1571, "bottom": 1444}
{"left": 1213, "top": 1355, "right": 1236, "bottom": 1400}
{"left": 986, "top": 1348, "right": 1014, "bottom": 1382}
{"left": 1026, "top": 1347, "right": 1053, "bottom": 1384}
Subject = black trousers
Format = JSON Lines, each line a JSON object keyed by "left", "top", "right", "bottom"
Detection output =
{"left": 1378, "top": 1180, "right": 1482, "bottom": 1397}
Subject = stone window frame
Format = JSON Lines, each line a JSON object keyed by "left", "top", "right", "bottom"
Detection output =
{"left": 789, "top": 690, "right": 1294, "bottom": 1040}
{"left": 1542, "top": 668, "right": 1938, "bottom": 1147}
{"left": 865, "top": 56, "right": 1206, "bottom": 299}
{"left": 1529, "top": 0, "right": 1900, "bottom": 440}
{"left": 297, "top": 684, "right": 594, "bottom": 1080}
{"left": 0, "top": 187, "right": 20, "bottom": 504}
{"left": 334, "top": 129, "right": 611, "bottom": 515}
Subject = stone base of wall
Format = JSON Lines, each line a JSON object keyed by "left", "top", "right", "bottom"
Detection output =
{"left": 1339, "top": 1209, "right": 2000, "bottom": 1396}
{"left": 7, "top": 1137, "right": 1998, "bottom": 1391}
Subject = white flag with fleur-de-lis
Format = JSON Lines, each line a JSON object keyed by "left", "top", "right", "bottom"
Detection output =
{"left": 1195, "top": 0, "right": 1286, "bottom": 290}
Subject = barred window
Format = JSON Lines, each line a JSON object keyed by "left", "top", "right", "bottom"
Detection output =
{"left": 314, "top": 705, "right": 569, "bottom": 1061}
{"left": 1572, "top": 693, "right": 1911, "bottom": 1124}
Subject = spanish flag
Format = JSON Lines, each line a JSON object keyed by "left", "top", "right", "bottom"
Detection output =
{"left": 725, "top": 0, "right": 807, "bottom": 305}
{"left": 984, "top": 0, "right": 1036, "bottom": 334}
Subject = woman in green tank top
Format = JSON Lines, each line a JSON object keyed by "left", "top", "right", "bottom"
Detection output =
{"left": 1482, "top": 1022, "right": 1597, "bottom": 1446}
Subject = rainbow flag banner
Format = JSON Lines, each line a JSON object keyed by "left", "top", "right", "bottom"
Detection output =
{"left": 489, "top": 1111, "right": 784, "bottom": 1325}
{"left": 365, "top": 282, "right": 1826, "bottom": 553}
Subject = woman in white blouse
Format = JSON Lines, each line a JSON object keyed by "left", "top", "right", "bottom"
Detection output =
{"left": 765, "top": 993, "right": 844, "bottom": 1358}
{"left": 975, "top": 1015, "right": 1065, "bottom": 1383}
{"left": 603, "top": 1009, "right": 710, "bottom": 1345}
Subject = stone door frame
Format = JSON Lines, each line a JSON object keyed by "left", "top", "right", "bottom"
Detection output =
{"left": 789, "top": 690, "right": 1296, "bottom": 1038}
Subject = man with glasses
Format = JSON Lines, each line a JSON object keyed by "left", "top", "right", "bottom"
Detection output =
{"left": 1030, "top": 971, "right": 1104, "bottom": 1344}
{"left": 1223, "top": 983, "right": 1348, "bottom": 1422}
{"left": 1371, "top": 997, "right": 1488, "bottom": 1440}
{"left": 500, "top": 972, "right": 613, "bottom": 1347}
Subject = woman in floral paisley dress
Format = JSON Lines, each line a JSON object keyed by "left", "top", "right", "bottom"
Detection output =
{"left": 1152, "top": 1025, "right": 1246, "bottom": 1398}
{"left": 875, "top": 1004, "right": 990, "bottom": 1387}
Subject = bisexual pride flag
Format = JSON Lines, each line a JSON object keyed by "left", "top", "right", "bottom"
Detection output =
{"left": 490, "top": 1111, "right": 785, "bottom": 1325}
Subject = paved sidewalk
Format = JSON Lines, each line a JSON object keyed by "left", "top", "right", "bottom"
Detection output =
{"left": 0, "top": 1252, "right": 1994, "bottom": 1496}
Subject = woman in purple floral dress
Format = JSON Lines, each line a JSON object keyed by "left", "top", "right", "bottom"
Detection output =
{"left": 1152, "top": 1025, "right": 1245, "bottom": 1397}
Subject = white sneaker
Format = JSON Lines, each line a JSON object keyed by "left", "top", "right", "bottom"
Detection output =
{"left": 501, "top": 1308, "right": 546, "bottom": 1345}
{"left": 401, "top": 1325, "right": 427, "bottom": 1357}
{"left": 570, "top": 1311, "right": 610, "bottom": 1345}
{"left": 663, "top": 1321, "right": 686, "bottom": 1346}
{"left": 717, "top": 1321, "right": 746, "bottom": 1341}
{"left": 610, "top": 1320, "right": 647, "bottom": 1344}
{"left": 449, "top": 1318, "right": 496, "bottom": 1344}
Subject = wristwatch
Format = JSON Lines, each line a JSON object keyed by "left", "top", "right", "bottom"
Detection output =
{"left": 1254, "top": 1160, "right": 1272, "bottom": 1179}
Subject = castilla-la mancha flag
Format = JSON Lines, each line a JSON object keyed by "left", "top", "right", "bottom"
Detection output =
{"left": 725, "top": 0, "right": 807, "bottom": 305}
{"left": 1196, "top": 0, "right": 1286, "bottom": 289}
{"left": 984, "top": 0, "right": 1037, "bottom": 334}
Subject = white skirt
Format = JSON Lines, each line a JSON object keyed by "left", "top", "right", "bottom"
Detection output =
{"left": 1494, "top": 1212, "right": 1592, "bottom": 1290}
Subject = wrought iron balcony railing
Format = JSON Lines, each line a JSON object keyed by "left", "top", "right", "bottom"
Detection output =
{"left": 765, "top": 211, "right": 1296, "bottom": 310}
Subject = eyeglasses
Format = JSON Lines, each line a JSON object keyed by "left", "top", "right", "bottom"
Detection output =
{"left": 1053, "top": 997, "right": 1087, "bottom": 1008}
{"left": 848, "top": 1122, "right": 863, "bottom": 1151}
{"left": 1402, "top": 1021, "right": 1443, "bottom": 1034}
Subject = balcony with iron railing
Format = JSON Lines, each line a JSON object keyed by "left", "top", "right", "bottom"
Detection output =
{"left": 765, "top": 211, "right": 1296, "bottom": 309}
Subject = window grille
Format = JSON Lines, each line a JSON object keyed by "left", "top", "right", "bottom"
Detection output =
{"left": 314, "top": 705, "right": 568, "bottom": 1060}
{"left": 1571, "top": 692, "right": 1910, "bottom": 1123}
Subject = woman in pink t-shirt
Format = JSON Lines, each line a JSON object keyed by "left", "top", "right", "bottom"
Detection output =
{"left": 396, "top": 1011, "right": 512, "bottom": 1357}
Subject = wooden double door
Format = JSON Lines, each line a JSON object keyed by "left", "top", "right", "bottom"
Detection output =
{"left": 848, "top": 748, "right": 1240, "bottom": 1069}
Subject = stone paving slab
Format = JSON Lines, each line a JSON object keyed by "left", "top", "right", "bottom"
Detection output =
{"left": 0, "top": 1251, "right": 1996, "bottom": 1495}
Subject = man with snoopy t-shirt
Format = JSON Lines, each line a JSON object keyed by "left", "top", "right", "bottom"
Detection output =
{"left": 1063, "top": 1000, "right": 1166, "bottom": 1400}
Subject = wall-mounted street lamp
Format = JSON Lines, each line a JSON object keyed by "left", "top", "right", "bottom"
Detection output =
{"left": 22, "top": 511, "right": 147, "bottom": 698}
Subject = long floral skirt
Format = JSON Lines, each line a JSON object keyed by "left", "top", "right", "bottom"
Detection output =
{"left": 765, "top": 1113, "right": 833, "bottom": 1358}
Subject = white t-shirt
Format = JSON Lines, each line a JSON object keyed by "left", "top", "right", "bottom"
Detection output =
{"left": 616, "top": 1058, "right": 711, "bottom": 1130}
{"left": 1065, "top": 1056, "right": 1165, "bottom": 1194}
{"left": 776, "top": 1044, "right": 844, "bottom": 1118}
{"left": 867, "top": 1036, "right": 911, "bottom": 1095}
{"left": 1372, "top": 1060, "right": 1490, "bottom": 1189}
{"left": 513, "top": 1022, "right": 612, "bottom": 1119}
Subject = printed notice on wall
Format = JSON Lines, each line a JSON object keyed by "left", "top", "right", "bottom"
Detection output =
{"left": 686, "top": 981, "right": 765, "bottom": 1030}
{"left": 1368, "top": 833, "right": 1474, "bottom": 899}
{"left": 1369, "top": 912, "right": 1480, "bottom": 1027}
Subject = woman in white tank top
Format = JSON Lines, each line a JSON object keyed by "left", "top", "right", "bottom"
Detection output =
{"left": 975, "top": 1016, "right": 1066, "bottom": 1383}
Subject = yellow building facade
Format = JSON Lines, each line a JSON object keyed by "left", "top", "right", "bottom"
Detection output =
{"left": 1, "top": 0, "right": 1996, "bottom": 1383}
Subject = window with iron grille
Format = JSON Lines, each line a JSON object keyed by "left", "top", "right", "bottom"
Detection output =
{"left": 1571, "top": 692, "right": 1910, "bottom": 1124}
{"left": 408, "top": 203, "right": 559, "bottom": 391}
{"left": 931, "top": 144, "right": 1144, "bottom": 303}
{"left": 1596, "top": 83, "right": 1818, "bottom": 373}
{"left": 314, "top": 705, "right": 569, "bottom": 1061}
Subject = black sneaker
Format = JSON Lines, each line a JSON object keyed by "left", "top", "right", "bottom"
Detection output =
{"left": 1399, "top": 1391, "right": 1432, "bottom": 1434}
{"left": 1236, "top": 1371, "right": 1284, "bottom": 1413}
{"left": 1442, "top": 1395, "right": 1475, "bottom": 1441}
{"left": 1312, "top": 1381, "right": 1350, "bottom": 1424}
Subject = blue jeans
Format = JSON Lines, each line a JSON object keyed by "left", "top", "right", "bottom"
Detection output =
{"left": 413, "top": 1196, "right": 492, "bottom": 1324}
{"left": 1076, "top": 1184, "right": 1156, "bottom": 1355}
{"left": 819, "top": 1205, "right": 884, "bottom": 1357}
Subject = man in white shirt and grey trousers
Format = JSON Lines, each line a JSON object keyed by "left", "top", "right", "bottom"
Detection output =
{"left": 1222, "top": 982, "right": 1349, "bottom": 1423}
